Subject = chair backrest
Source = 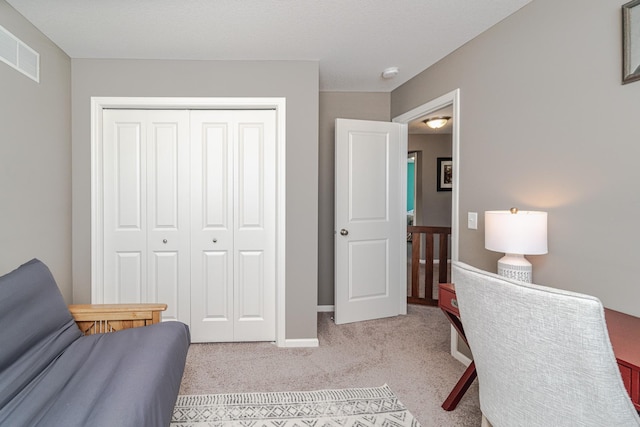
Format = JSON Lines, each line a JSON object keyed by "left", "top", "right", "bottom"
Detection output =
{"left": 452, "top": 261, "right": 640, "bottom": 427}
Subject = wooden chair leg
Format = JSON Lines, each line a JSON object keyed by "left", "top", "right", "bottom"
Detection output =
{"left": 441, "top": 361, "right": 477, "bottom": 411}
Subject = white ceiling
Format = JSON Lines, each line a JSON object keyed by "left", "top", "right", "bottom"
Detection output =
{"left": 6, "top": 0, "right": 531, "bottom": 92}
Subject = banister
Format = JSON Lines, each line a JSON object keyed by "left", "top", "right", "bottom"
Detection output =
{"left": 407, "top": 225, "right": 452, "bottom": 306}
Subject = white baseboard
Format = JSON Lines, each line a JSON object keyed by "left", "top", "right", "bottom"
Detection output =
{"left": 279, "top": 306, "right": 333, "bottom": 348}
{"left": 283, "top": 338, "right": 319, "bottom": 348}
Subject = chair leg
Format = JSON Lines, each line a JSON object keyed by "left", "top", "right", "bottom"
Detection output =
{"left": 481, "top": 414, "right": 492, "bottom": 427}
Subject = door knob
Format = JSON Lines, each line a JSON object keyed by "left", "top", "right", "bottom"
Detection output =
{"left": 212, "top": 238, "right": 218, "bottom": 243}
{"left": 162, "top": 239, "right": 167, "bottom": 244}
{"left": 340, "top": 229, "right": 349, "bottom": 236}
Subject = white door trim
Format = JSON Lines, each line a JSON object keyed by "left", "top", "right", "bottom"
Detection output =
{"left": 392, "top": 89, "right": 470, "bottom": 365}
{"left": 392, "top": 89, "right": 460, "bottom": 262}
{"left": 90, "top": 97, "right": 287, "bottom": 347}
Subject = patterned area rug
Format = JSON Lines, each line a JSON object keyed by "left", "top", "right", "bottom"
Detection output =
{"left": 171, "top": 384, "right": 421, "bottom": 426}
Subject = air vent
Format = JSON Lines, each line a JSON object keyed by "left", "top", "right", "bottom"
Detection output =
{"left": 0, "top": 24, "right": 39, "bottom": 83}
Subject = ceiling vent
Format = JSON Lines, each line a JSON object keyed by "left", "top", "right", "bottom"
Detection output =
{"left": 0, "top": 24, "right": 39, "bottom": 83}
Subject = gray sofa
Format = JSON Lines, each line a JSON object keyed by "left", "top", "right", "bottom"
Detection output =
{"left": 0, "top": 259, "right": 190, "bottom": 426}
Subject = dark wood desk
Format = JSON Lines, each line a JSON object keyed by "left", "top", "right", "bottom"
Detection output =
{"left": 438, "top": 283, "right": 476, "bottom": 411}
{"left": 605, "top": 309, "right": 640, "bottom": 411}
{"left": 438, "top": 283, "right": 640, "bottom": 412}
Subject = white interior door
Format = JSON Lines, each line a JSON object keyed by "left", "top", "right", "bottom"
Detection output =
{"left": 190, "top": 110, "right": 276, "bottom": 343}
{"left": 102, "top": 110, "right": 190, "bottom": 324}
{"left": 334, "top": 118, "right": 407, "bottom": 324}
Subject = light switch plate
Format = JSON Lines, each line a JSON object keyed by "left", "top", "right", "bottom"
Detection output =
{"left": 468, "top": 212, "right": 478, "bottom": 229}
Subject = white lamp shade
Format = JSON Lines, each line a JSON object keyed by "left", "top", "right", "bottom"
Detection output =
{"left": 485, "top": 210, "right": 548, "bottom": 255}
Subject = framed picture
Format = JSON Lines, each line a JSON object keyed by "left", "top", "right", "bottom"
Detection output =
{"left": 437, "top": 157, "right": 452, "bottom": 192}
{"left": 623, "top": 0, "right": 640, "bottom": 84}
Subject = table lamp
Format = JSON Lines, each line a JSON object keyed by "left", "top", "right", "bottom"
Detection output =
{"left": 484, "top": 208, "right": 547, "bottom": 283}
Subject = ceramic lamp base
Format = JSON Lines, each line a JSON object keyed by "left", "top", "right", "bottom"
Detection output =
{"left": 497, "top": 253, "right": 532, "bottom": 283}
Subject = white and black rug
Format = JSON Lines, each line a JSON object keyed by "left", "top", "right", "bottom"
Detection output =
{"left": 171, "top": 384, "right": 421, "bottom": 426}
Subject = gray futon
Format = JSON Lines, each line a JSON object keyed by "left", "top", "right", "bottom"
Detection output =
{"left": 0, "top": 259, "right": 190, "bottom": 426}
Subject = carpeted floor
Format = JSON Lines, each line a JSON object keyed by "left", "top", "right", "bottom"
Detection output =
{"left": 179, "top": 304, "right": 481, "bottom": 426}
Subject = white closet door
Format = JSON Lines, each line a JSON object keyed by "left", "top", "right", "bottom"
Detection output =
{"left": 145, "top": 111, "right": 190, "bottom": 323}
{"left": 233, "top": 111, "right": 276, "bottom": 341}
{"left": 189, "top": 111, "right": 235, "bottom": 342}
{"left": 103, "top": 110, "right": 147, "bottom": 304}
{"left": 102, "top": 110, "right": 190, "bottom": 324}
{"left": 190, "top": 110, "right": 276, "bottom": 343}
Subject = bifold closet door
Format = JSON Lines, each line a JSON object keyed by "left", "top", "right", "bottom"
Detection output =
{"left": 189, "top": 110, "right": 276, "bottom": 343}
{"left": 102, "top": 108, "right": 276, "bottom": 343}
{"left": 102, "top": 110, "right": 191, "bottom": 324}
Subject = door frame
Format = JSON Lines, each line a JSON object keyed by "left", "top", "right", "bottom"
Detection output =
{"left": 392, "top": 89, "right": 460, "bottom": 262}
{"left": 392, "top": 89, "right": 470, "bottom": 365}
{"left": 90, "top": 97, "right": 287, "bottom": 347}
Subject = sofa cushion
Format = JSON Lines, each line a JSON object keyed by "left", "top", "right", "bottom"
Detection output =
{"left": 0, "top": 321, "right": 190, "bottom": 427}
{"left": 0, "top": 259, "right": 82, "bottom": 409}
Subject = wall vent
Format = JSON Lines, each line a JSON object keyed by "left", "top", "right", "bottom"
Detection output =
{"left": 0, "top": 24, "right": 40, "bottom": 83}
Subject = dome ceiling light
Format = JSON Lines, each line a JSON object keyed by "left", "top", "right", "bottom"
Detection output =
{"left": 423, "top": 116, "right": 451, "bottom": 129}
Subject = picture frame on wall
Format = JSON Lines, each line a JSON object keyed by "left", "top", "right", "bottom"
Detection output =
{"left": 623, "top": 0, "right": 640, "bottom": 84}
{"left": 437, "top": 157, "right": 453, "bottom": 192}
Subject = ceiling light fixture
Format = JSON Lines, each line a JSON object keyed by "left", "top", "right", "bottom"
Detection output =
{"left": 423, "top": 116, "right": 451, "bottom": 129}
{"left": 381, "top": 67, "right": 399, "bottom": 79}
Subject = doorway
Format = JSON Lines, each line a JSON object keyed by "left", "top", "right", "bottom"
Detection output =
{"left": 393, "top": 89, "right": 460, "bottom": 263}
{"left": 393, "top": 89, "right": 469, "bottom": 365}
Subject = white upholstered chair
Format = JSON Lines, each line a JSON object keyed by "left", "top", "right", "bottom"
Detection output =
{"left": 452, "top": 261, "right": 640, "bottom": 427}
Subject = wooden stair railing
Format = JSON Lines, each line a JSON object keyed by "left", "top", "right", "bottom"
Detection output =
{"left": 407, "top": 225, "right": 452, "bottom": 306}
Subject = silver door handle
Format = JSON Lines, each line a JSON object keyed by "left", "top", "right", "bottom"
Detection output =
{"left": 340, "top": 229, "right": 349, "bottom": 236}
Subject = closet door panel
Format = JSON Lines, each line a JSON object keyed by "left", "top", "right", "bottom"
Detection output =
{"left": 103, "top": 111, "right": 147, "bottom": 303}
{"left": 151, "top": 251, "right": 179, "bottom": 320}
{"left": 150, "top": 124, "right": 179, "bottom": 228}
{"left": 115, "top": 125, "right": 143, "bottom": 229}
{"left": 202, "top": 251, "right": 231, "bottom": 319}
{"left": 233, "top": 111, "right": 276, "bottom": 341}
{"left": 192, "top": 250, "right": 234, "bottom": 342}
{"left": 236, "top": 250, "right": 264, "bottom": 318}
{"left": 190, "top": 112, "right": 235, "bottom": 342}
{"left": 146, "top": 111, "right": 190, "bottom": 323}
{"left": 115, "top": 252, "right": 143, "bottom": 303}
{"left": 103, "top": 110, "right": 190, "bottom": 317}
{"left": 203, "top": 123, "right": 230, "bottom": 228}
{"left": 237, "top": 125, "right": 263, "bottom": 228}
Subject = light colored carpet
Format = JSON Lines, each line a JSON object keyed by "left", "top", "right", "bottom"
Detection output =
{"left": 171, "top": 384, "right": 420, "bottom": 426}
{"left": 179, "top": 305, "right": 481, "bottom": 426}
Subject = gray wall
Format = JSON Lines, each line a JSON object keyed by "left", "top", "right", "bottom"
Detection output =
{"left": 317, "top": 92, "right": 390, "bottom": 306}
{"left": 392, "top": 0, "right": 640, "bottom": 316}
{"left": 0, "top": 2, "right": 72, "bottom": 300}
{"left": 408, "top": 133, "right": 452, "bottom": 228}
{"left": 71, "top": 59, "right": 319, "bottom": 339}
